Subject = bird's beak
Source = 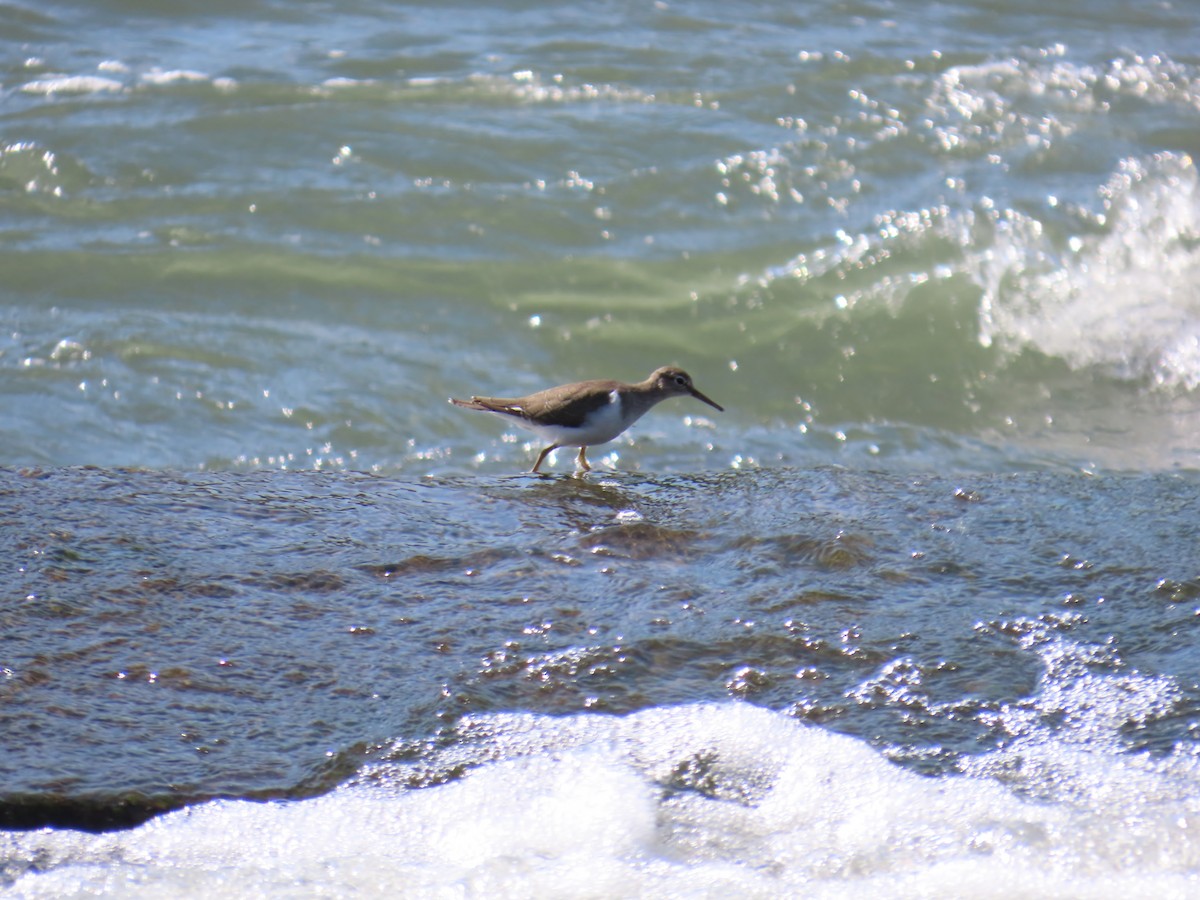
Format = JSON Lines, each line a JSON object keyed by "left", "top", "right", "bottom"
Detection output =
{"left": 690, "top": 387, "right": 724, "bottom": 412}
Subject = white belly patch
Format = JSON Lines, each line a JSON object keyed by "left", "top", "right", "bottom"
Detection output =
{"left": 516, "top": 390, "right": 637, "bottom": 446}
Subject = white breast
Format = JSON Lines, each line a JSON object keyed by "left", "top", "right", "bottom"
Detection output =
{"left": 520, "top": 390, "right": 638, "bottom": 447}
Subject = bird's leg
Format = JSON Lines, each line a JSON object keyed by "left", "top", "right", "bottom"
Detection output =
{"left": 532, "top": 445, "right": 558, "bottom": 474}
{"left": 576, "top": 446, "right": 591, "bottom": 471}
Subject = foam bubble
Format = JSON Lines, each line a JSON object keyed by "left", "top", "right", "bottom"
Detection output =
{"left": 979, "top": 152, "right": 1200, "bottom": 390}
{"left": 20, "top": 75, "right": 125, "bottom": 95}
{"left": 6, "top": 701, "right": 1200, "bottom": 897}
{"left": 139, "top": 69, "right": 209, "bottom": 86}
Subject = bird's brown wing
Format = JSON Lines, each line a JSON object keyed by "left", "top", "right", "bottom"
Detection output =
{"left": 510, "top": 380, "right": 622, "bottom": 427}
{"left": 452, "top": 380, "right": 621, "bottom": 427}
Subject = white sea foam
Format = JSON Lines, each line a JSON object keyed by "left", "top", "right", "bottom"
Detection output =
{"left": 754, "top": 145, "right": 1200, "bottom": 399}
{"left": 139, "top": 69, "right": 210, "bottom": 86}
{"left": 20, "top": 75, "right": 125, "bottom": 95}
{"left": 979, "top": 152, "right": 1200, "bottom": 390}
{"left": 321, "top": 76, "right": 375, "bottom": 88}
{"left": 4, "top": 699, "right": 1199, "bottom": 898}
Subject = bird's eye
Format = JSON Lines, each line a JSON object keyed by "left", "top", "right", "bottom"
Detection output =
{"left": 675, "top": 375, "right": 687, "bottom": 385}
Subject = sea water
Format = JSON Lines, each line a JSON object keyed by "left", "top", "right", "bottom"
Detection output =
{"left": 2, "top": 0, "right": 1200, "bottom": 895}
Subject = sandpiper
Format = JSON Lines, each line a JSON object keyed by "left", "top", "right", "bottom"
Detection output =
{"left": 451, "top": 366, "right": 723, "bottom": 473}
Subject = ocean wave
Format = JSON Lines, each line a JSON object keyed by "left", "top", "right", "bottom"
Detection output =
{"left": 19, "top": 74, "right": 125, "bottom": 96}
{"left": 979, "top": 152, "right": 1200, "bottom": 390}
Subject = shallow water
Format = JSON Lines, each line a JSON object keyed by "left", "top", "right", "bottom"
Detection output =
{"left": 4, "top": 465, "right": 1200, "bottom": 894}
{"left": 3, "top": 0, "right": 1200, "bottom": 894}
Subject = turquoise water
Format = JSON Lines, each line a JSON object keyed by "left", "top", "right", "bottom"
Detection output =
{"left": 3, "top": 1, "right": 1200, "bottom": 894}
{"left": 4, "top": 0, "right": 1198, "bottom": 474}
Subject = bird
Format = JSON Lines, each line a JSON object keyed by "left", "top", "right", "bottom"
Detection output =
{"left": 450, "top": 366, "right": 723, "bottom": 473}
